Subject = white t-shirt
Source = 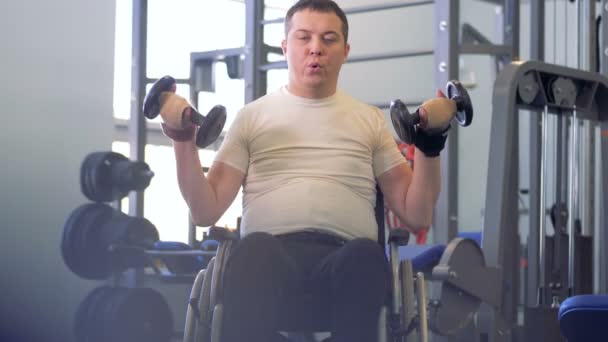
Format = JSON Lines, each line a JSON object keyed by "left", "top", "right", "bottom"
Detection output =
{"left": 214, "top": 86, "right": 405, "bottom": 241}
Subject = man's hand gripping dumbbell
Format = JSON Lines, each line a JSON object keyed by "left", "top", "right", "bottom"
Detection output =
{"left": 142, "top": 76, "right": 227, "bottom": 148}
{"left": 390, "top": 80, "right": 474, "bottom": 157}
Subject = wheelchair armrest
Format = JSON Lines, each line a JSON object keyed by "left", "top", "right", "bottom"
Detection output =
{"left": 208, "top": 226, "right": 240, "bottom": 242}
{"left": 388, "top": 229, "right": 410, "bottom": 246}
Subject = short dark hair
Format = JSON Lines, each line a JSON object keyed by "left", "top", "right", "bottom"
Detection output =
{"left": 284, "top": 0, "right": 349, "bottom": 44}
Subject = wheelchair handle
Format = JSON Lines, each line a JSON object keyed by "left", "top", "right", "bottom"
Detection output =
{"left": 388, "top": 229, "right": 410, "bottom": 246}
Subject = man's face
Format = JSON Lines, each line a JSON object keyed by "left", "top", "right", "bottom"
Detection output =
{"left": 282, "top": 9, "right": 350, "bottom": 98}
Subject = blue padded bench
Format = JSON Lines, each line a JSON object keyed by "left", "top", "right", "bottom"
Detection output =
{"left": 397, "top": 231, "right": 482, "bottom": 274}
{"left": 559, "top": 295, "right": 608, "bottom": 342}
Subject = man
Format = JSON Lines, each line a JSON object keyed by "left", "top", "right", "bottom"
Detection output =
{"left": 162, "top": 1, "right": 447, "bottom": 341}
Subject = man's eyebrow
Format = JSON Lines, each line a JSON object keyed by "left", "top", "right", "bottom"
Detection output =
{"left": 292, "top": 29, "right": 340, "bottom": 36}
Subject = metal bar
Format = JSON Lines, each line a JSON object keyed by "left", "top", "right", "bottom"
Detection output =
{"left": 598, "top": 0, "right": 608, "bottom": 295}
{"left": 526, "top": 0, "right": 544, "bottom": 309}
{"left": 369, "top": 101, "right": 422, "bottom": 110}
{"left": 506, "top": 0, "right": 520, "bottom": 61}
{"left": 483, "top": 63, "right": 519, "bottom": 341}
{"left": 390, "top": 242, "right": 401, "bottom": 316}
{"left": 145, "top": 250, "right": 217, "bottom": 257}
{"left": 129, "top": 0, "right": 147, "bottom": 219}
{"left": 537, "top": 105, "right": 549, "bottom": 305}
{"left": 601, "top": 116, "right": 608, "bottom": 294}
{"left": 191, "top": 47, "right": 246, "bottom": 63}
{"left": 578, "top": 0, "right": 597, "bottom": 71}
{"left": 431, "top": 3, "right": 458, "bottom": 339}
{"left": 260, "top": 0, "right": 435, "bottom": 25}
{"left": 580, "top": 122, "right": 595, "bottom": 237}
{"left": 245, "top": 0, "right": 266, "bottom": 102}
{"left": 462, "top": 23, "right": 492, "bottom": 44}
{"left": 603, "top": 0, "right": 608, "bottom": 75}
{"left": 126, "top": 0, "right": 148, "bottom": 289}
{"left": 146, "top": 77, "right": 191, "bottom": 84}
{"left": 567, "top": 110, "right": 580, "bottom": 295}
{"left": 578, "top": 0, "right": 596, "bottom": 241}
{"left": 416, "top": 273, "right": 429, "bottom": 342}
{"left": 433, "top": 0, "right": 459, "bottom": 244}
{"left": 258, "top": 49, "right": 435, "bottom": 71}
{"left": 264, "top": 44, "right": 283, "bottom": 56}
{"left": 459, "top": 43, "right": 512, "bottom": 56}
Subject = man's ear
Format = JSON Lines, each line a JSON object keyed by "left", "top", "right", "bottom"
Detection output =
{"left": 343, "top": 43, "right": 350, "bottom": 63}
{"left": 281, "top": 39, "right": 287, "bottom": 56}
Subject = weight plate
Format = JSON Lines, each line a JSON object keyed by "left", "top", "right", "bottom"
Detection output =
{"left": 446, "top": 81, "right": 473, "bottom": 127}
{"left": 390, "top": 99, "right": 416, "bottom": 144}
{"left": 111, "top": 288, "right": 174, "bottom": 342}
{"left": 196, "top": 105, "right": 227, "bottom": 148}
{"left": 74, "top": 286, "right": 113, "bottom": 342}
{"left": 61, "top": 203, "right": 115, "bottom": 280}
{"left": 143, "top": 76, "right": 176, "bottom": 119}
{"left": 81, "top": 152, "right": 110, "bottom": 202}
{"left": 81, "top": 152, "right": 131, "bottom": 202}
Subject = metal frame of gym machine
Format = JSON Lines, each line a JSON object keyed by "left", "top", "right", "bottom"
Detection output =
{"left": 482, "top": 61, "right": 608, "bottom": 342}
{"left": 480, "top": 1, "right": 608, "bottom": 341}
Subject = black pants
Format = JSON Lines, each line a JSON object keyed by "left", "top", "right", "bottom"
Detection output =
{"left": 221, "top": 231, "right": 390, "bottom": 342}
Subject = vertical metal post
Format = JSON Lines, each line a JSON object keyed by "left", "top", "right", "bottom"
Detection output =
{"left": 433, "top": 0, "right": 459, "bottom": 244}
{"left": 601, "top": 116, "right": 608, "bottom": 294}
{"left": 126, "top": 0, "right": 148, "bottom": 288}
{"left": 245, "top": 0, "right": 267, "bottom": 103}
{"left": 537, "top": 106, "right": 549, "bottom": 305}
{"left": 567, "top": 110, "right": 580, "bottom": 295}
{"left": 129, "top": 0, "right": 147, "bottom": 219}
{"left": 578, "top": 0, "right": 597, "bottom": 236}
{"left": 526, "top": 0, "right": 544, "bottom": 308}
{"left": 598, "top": 0, "right": 608, "bottom": 295}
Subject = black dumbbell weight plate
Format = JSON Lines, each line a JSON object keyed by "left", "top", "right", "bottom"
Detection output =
{"left": 390, "top": 99, "right": 416, "bottom": 144}
{"left": 196, "top": 105, "right": 227, "bottom": 148}
{"left": 143, "top": 75, "right": 176, "bottom": 119}
{"left": 61, "top": 203, "right": 116, "bottom": 280}
{"left": 74, "top": 286, "right": 114, "bottom": 342}
{"left": 111, "top": 288, "right": 174, "bottom": 342}
{"left": 446, "top": 80, "right": 473, "bottom": 127}
{"left": 81, "top": 151, "right": 131, "bottom": 202}
{"left": 101, "top": 287, "right": 132, "bottom": 342}
{"left": 81, "top": 152, "right": 111, "bottom": 202}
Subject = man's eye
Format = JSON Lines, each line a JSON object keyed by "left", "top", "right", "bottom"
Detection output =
{"left": 323, "top": 36, "right": 338, "bottom": 43}
{"left": 297, "top": 36, "right": 310, "bottom": 40}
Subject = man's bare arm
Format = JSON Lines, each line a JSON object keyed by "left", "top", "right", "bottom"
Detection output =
{"left": 174, "top": 141, "right": 245, "bottom": 226}
{"left": 377, "top": 153, "right": 440, "bottom": 231}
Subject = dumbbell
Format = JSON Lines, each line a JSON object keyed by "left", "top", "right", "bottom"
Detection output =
{"left": 61, "top": 203, "right": 160, "bottom": 280}
{"left": 81, "top": 151, "right": 154, "bottom": 203}
{"left": 390, "top": 80, "right": 474, "bottom": 144}
{"left": 75, "top": 286, "right": 173, "bottom": 342}
{"left": 142, "top": 76, "right": 227, "bottom": 148}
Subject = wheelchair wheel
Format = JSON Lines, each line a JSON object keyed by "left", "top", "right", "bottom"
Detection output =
{"left": 209, "top": 240, "right": 234, "bottom": 310}
{"left": 210, "top": 304, "right": 224, "bottom": 342}
{"left": 184, "top": 269, "right": 206, "bottom": 342}
{"left": 195, "top": 258, "right": 215, "bottom": 342}
{"left": 399, "top": 259, "right": 418, "bottom": 342}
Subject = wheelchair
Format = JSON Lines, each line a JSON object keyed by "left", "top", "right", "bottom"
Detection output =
{"left": 182, "top": 193, "right": 501, "bottom": 342}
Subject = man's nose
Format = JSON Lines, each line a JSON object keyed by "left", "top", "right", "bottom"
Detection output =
{"left": 309, "top": 38, "right": 323, "bottom": 55}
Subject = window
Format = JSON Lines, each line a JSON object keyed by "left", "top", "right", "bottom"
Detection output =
{"left": 114, "top": 1, "right": 289, "bottom": 243}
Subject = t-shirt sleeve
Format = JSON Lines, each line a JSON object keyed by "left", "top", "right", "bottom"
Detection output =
{"left": 371, "top": 107, "right": 406, "bottom": 177}
{"left": 214, "top": 108, "right": 250, "bottom": 174}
